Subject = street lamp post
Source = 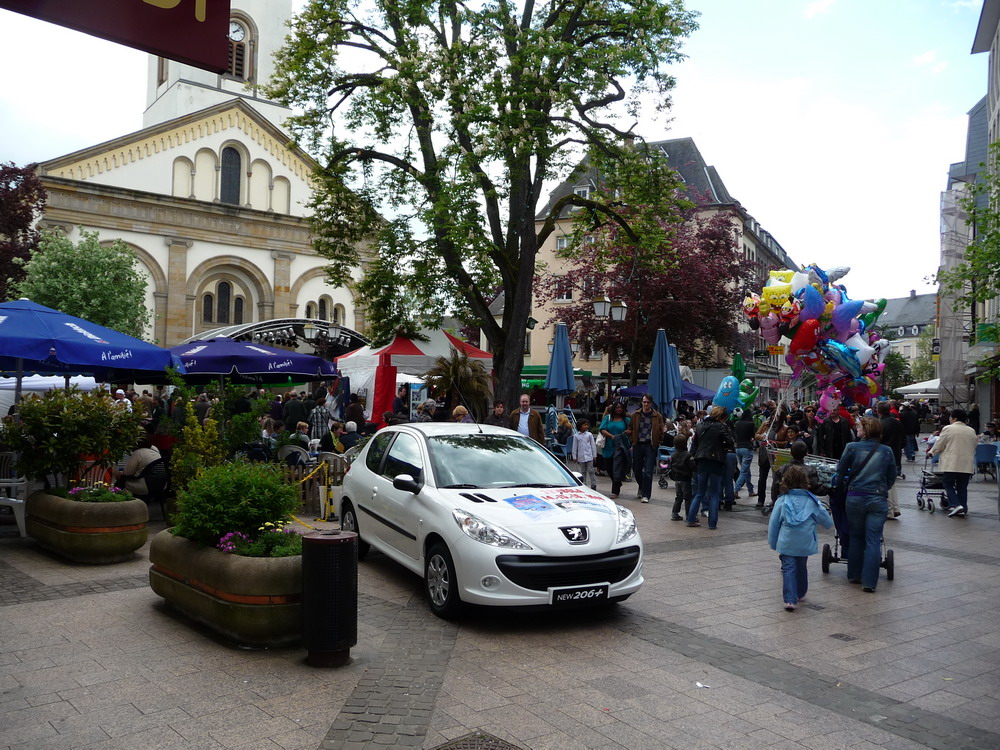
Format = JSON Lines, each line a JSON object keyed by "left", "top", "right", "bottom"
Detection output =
{"left": 592, "top": 295, "right": 627, "bottom": 403}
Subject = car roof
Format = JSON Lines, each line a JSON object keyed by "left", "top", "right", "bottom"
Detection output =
{"left": 387, "top": 422, "right": 521, "bottom": 438}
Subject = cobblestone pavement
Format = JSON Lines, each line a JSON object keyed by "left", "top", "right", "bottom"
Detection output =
{"left": 2, "top": 457, "right": 999, "bottom": 750}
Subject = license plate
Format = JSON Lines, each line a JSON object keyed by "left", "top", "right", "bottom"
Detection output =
{"left": 549, "top": 583, "right": 610, "bottom": 605}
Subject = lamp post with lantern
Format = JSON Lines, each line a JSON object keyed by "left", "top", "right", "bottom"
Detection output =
{"left": 592, "top": 295, "right": 627, "bottom": 404}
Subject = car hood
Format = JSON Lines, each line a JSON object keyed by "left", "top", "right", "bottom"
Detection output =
{"left": 447, "top": 486, "right": 628, "bottom": 552}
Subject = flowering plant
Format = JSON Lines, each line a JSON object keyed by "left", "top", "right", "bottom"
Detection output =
{"left": 216, "top": 520, "right": 302, "bottom": 558}
{"left": 63, "top": 482, "right": 134, "bottom": 503}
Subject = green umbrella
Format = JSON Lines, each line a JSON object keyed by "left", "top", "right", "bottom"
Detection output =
{"left": 731, "top": 353, "right": 746, "bottom": 382}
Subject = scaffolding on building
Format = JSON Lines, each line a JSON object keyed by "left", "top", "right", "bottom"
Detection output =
{"left": 938, "top": 187, "right": 974, "bottom": 408}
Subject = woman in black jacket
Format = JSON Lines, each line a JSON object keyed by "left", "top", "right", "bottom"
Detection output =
{"left": 685, "top": 406, "right": 735, "bottom": 530}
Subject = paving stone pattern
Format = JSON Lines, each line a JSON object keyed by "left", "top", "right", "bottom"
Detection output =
{"left": 2, "top": 463, "right": 999, "bottom": 749}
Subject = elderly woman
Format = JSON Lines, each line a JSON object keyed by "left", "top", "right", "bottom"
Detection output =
{"left": 834, "top": 416, "right": 896, "bottom": 593}
{"left": 451, "top": 405, "right": 474, "bottom": 423}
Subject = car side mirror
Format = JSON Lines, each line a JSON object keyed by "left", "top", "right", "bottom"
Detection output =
{"left": 393, "top": 474, "right": 422, "bottom": 494}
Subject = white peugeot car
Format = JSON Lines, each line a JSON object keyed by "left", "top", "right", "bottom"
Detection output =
{"left": 337, "top": 422, "right": 643, "bottom": 618}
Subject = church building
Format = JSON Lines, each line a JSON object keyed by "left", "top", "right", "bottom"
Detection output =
{"left": 32, "top": 0, "right": 365, "bottom": 348}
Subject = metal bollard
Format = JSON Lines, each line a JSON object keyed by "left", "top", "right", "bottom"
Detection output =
{"left": 301, "top": 530, "right": 358, "bottom": 667}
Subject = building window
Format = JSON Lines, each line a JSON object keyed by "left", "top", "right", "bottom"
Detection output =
{"left": 318, "top": 299, "right": 328, "bottom": 321}
{"left": 202, "top": 293, "right": 214, "bottom": 323}
{"left": 157, "top": 56, "right": 168, "bottom": 86}
{"left": 217, "top": 282, "right": 232, "bottom": 324}
{"left": 524, "top": 333, "right": 531, "bottom": 355}
{"left": 555, "top": 276, "right": 573, "bottom": 302}
{"left": 234, "top": 296, "right": 244, "bottom": 325}
{"left": 333, "top": 304, "right": 345, "bottom": 325}
{"left": 556, "top": 236, "right": 570, "bottom": 253}
{"left": 220, "top": 147, "right": 241, "bottom": 205}
{"left": 228, "top": 20, "right": 248, "bottom": 80}
{"left": 574, "top": 186, "right": 590, "bottom": 200}
{"left": 305, "top": 302, "right": 316, "bottom": 319}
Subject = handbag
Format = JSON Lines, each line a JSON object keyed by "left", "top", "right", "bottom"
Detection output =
{"left": 595, "top": 432, "right": 606, "bottom": 451}
{"left": 831, "top": 445, "right": 879, "bottom": 503}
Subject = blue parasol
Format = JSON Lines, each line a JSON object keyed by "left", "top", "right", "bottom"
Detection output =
{"left": 647, "top": 329, "right": 682, "bottom": 417}
{"left": 544, "top": 322, "right": 576, "bottom": 395}
{"left": 0, "top": 298, "right": 183, "bottom": 383}
{"left": 169, "top": 337, "right": 337, "bottom": 384}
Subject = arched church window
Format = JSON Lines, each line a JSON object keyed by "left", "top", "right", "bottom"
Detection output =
{"left": 217, "top": 282, "right": 232, "bottom": 324}
{"left": 220, "top": 147, "right": 241, "bottom": 205}
{"left": 318, "top": 299, "right": 328, "bottom": 321}
{"left": 234, "top": 296, "right": 244, "bottom": 325}
{"left": 305, "top": 302, "right": 316, "bottom": 319}
{"left": 202, "top": 293, "right": 214, "bottom": 323}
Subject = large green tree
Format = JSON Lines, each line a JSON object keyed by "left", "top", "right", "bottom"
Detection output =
{"left": 265, "top": 0, "right": 698, "bottom": 406}
{"left": 12, "top": 229, "right": 152, "bottom": 339}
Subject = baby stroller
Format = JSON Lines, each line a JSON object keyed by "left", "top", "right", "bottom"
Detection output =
{"left": 657, "top": 445, "right": 673, "bottom": 489}
{"left": 916, "top": 452, "right": 948, "bottom": 514}
{"left": 821, "top": 491, "right": 894, "bottom": 580}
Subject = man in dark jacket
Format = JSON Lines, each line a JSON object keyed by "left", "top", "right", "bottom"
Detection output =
{"left": 733, "top": 410, "right": 757, "bottom": 498}
{"left": 877, "top": 401, "right": 904, "bottom": 477}
{"left": 685, "top": 406, "right": 735, "bottom": 530}
{"left": 817, "top": 411, "right": 853, "bottom": 460}
{"left": 899, "top": 401, "right": 921, "bottom": 462}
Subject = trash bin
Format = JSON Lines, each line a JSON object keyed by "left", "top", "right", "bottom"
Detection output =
{"left": 301, "top": 530, "right": 358, "bottom": 667}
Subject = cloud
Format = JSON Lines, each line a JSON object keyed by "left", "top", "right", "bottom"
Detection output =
{"left": 803, "top": 0, "right": 836, "bottom": 19}
{"left": 912, "top": 49, "right": 949, "bottom": 74}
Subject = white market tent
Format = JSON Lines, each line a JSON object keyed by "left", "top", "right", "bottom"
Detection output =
{"left": 335, "top": 329, "right": 493, "bottom": 422}
{"left": 0, "top": 375, "right": 99, "bottom": 417}
{"left": 896, "top": 378, "right": 939, "bottom": 400}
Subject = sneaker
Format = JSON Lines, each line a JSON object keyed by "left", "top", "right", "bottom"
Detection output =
{"left": 671, "top": 514, "right": 683, "bottom": 521}
{"left": 685, "top": 521, "right": 701, "bottom": 527}
{"left": 748, "top": 487, "right": 755, "bottom": 494}
{"left": 948, "top": 506, "right": 966, "bottom": 517}
{"left": 784, "top": 603, "right": 796, "bottom": 611}
{"left": 641, "top": 497, "right": 649, "bottom": 503}
{"left": 862, "top": 586, "right": 875, "bottom": 593}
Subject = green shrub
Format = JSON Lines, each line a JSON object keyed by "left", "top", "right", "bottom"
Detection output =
{"left": 62, "top": 483, "right": 134, "bottom": 503}
{"left": 1, "top": 387, "right": 143, "bottom": 485}
{"left": 171, "top": 461, "right": 299, "bottom": 547}
{"left": 170, "top": 412, "right": 224, "bottom": 493}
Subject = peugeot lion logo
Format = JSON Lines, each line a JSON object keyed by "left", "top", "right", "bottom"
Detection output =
{"left": 561, "top": 526, "right": 589, "bottom": 544}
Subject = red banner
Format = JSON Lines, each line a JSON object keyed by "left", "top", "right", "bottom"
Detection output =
{"left": 1, "top": 0, "right": 230, "bottom": 73}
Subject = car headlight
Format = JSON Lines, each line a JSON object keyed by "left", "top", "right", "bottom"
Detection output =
{"left": 616, "top": 503, "right": 637, "bottom": 543}
{"left": 452, "top": 509, "right": 533, "bottom": 550}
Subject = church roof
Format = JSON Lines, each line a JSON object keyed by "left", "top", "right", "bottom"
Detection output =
{"left": 38, "top": 98, "right": 318, "bottom": 181}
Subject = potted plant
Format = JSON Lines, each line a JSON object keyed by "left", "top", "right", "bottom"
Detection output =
{"left": 1, "top": 387, "right": 148, "bottom": 564}
{"left": 148, "top": 460, "right": 303, "bottom": 647}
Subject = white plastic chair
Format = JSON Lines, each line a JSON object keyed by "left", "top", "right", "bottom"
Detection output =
{"left": 277, "top": 444, "right": 310, "bottom": 466}
{"left": 0, "top": 452, "right": 28, "bottom": 537}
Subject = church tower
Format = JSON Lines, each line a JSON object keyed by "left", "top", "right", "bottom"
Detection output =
{"left": 143, "top": 0, "right": 293, "bottom": 129}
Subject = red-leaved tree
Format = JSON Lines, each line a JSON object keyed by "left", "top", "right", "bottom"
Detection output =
{"left": 0, "top": 163, "right": 46, "bottom": 301}
{"left": 535, "top": 203, "right": 752, "bottom": 383}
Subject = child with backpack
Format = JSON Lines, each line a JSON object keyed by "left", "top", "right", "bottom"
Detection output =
{"left": 767, "top": 464, "right": 833, "bottom": 611}
{"left": 668, "top": 434, "right": 694, "bottom": 520}
{"left": 571, "top": 419, "right": 598, "bottom": 490}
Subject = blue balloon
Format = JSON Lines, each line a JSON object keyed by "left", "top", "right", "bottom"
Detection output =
{"left": 713, "top": 375, "right": 741, "bottom": 411}
{"left": 831, "top": 299, "right": 864, "bottom": 334}
{"left": 820, "top": 340, "right": 863, "bottom": 381}
{"left": 799, "top": 284, "right": 826, "bottom": 321}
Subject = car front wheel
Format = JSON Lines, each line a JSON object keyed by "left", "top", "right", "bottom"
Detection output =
{"left": 424, "top": 543, "right": 461, "bottom": 619}
{"left": 340, "top": 501, "right": 370, "bottom": 560}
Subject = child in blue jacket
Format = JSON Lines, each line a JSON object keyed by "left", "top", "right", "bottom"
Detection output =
{"left": 768, "top": 464, "right": 833, "bottom": 611}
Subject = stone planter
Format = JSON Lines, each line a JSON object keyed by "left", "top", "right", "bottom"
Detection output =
{"left": 26, "top": 490, "right": 148, "bottom": 564}
{"left": 148, "top": 529, "right": 302, "bottom": 648}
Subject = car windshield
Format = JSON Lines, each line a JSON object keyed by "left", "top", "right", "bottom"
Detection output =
{"left": 427, "top": 433, "right": 577, "bottom": 489}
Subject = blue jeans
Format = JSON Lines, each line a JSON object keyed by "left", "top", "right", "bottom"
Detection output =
{"left": 734, "top": 447, "right": 755, "bottom": 493}
{"left": 779, "top": 554, "right": 808, "bottom": 605}
{"left": 904, "top": 434, "right": 917, "bottom": 461}
{"left": 845, "top": 493, "right": 888, "bottom": 589}
{"left": 687, "top": 460, "right": 724, "bottom": 528}
{"left": 632, "top": 443, "right": 655, "bottom": 499}
{"left": 942, "top": 472, "right": 971, "bottom": 512}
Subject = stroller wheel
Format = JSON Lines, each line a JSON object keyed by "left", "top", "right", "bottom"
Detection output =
{"left": 822, "top": 544, "right": 832, "bottom": 574}
{"left": 884, "top": 549, "right": 894, "bottom": 580}
{"left": 658, "top": 477, "right": 668, "bottom": 489}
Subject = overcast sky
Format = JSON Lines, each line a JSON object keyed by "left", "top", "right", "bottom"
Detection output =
{"left": 0, "top": 0, "right": 989, "bottom": 303}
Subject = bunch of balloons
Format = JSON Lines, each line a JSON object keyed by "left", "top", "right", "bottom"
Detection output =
{"left": 743, "top": 265, "right": 888, "bottom": 418}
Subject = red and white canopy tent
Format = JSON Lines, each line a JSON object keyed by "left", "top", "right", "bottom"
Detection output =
{"left": 335, "top": 329, "right": 493, "bottom": 423}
